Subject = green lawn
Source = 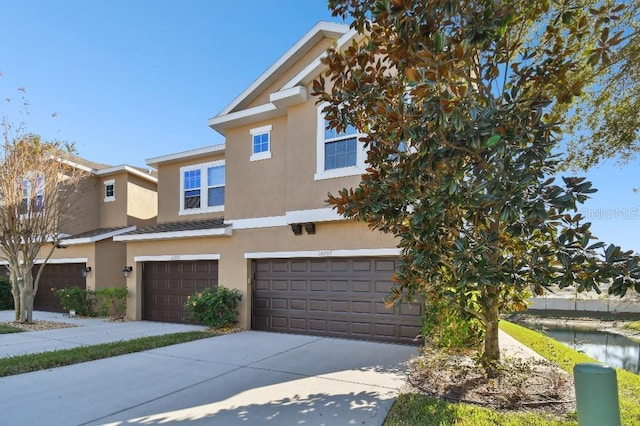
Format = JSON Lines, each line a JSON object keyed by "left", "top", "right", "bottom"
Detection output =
{"left": 385, "top": 320, "right": 640, "bottom": 425}
{"left": 624, "top": 320, "right": 640, "bottom": 333}
{"left": 0, "top": 324, "right": 24, "bottom": 334}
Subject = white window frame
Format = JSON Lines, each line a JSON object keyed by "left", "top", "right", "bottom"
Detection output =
{"left": 250, "top": 124, "right": 272, "bottom": 162}
{"left": 314, "top": 104, "right": 367, "bottom": 181}
{"left": 20, "top": 174, "right": 45, "bottom": 215}
{"left": 103, "top": 179, "right": 115, "bottom": 202}
{"left": 179, "top": 160, "right": 225, "bottom": 216}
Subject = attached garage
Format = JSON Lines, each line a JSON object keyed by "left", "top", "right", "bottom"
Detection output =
{"left": 252, "top": 257, "right": 423, "bottom": 345}
{"left": 142, "top": 260, "right": 218, "bottom": 323}
{"left": 34, "top": 263, "right": 87, "bottom": 313}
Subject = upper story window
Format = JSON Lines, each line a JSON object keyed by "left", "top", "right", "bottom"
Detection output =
{"left": 179, "top": 160, "right": 225, "bottom": 215}
{"left": 250, "top": 125, "right": 272, "bottom": 162}
{"left": 21, "top": 176, "right": 44, "bottom": 214}
{"left": 315, "top": 104, "right": 366, "bottom": 180}
{"left": 103, "top": 179, "right": 115, "bottom": 202}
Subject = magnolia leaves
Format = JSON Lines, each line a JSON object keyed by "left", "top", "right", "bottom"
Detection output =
{"left": 486, "top": 135, "right": 501, "bottom": 147}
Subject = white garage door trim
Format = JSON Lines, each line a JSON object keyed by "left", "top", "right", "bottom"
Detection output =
{"left": 135, "top": 254, "right": 221, "bottom": 262}
{"left": 245, "top": 248, "right": 400, "bottom": 259}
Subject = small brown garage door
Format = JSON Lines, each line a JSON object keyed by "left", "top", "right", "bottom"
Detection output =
{"left": 142, "top": 260, "right": 218, "bottom": 323}
{"left": 253, "top": 257, "right": 423, "bottom": 344}
{"left": 34, "top": 263, "right": 87, "bottom": 313}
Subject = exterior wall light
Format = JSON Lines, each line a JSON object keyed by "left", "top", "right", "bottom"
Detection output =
{"left": 304, "top": 223, "right": 316, "bottom": 234}
{"left": 291, "top": 223, "right": 302, "bottom": 235}
{"left": 122, "top": 266, "right": 133, "bottom": 278}
{"left": 81, "top": 266, "right": 92, "bottom": 278}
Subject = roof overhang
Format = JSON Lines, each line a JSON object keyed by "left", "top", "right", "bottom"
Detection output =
{"left": 146, "top": 144, "right": 225, "bottom": 168}
{"left": 61, "top": 226, "right": 138, "bottom": 246}
{"left": 208, "top": 24, "right": 361, "bottom": 135}
{"left": 216, "top": 22, "right": 349, "bottom": 118}
{"left": 95, "top": 166, "right": 157, "bottom": 183}
{"left": 113, "top": 227, "right": 232, "bottom": 242}
{"left": 56, "top": 157, "right": 157, "bottom": 183}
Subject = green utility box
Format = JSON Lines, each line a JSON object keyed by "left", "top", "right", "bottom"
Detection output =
{"left": 573, "top": 363, "right": 621, "bottom": 426}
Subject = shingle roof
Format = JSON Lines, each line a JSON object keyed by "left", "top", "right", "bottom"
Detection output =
{"left": 64, "top": 227, "right": 132, "bottom": 239}
{"left": 59, "top": 226, "right": 137, "bottom": 245}
{"left": 121, "top": 218, "right": 227, "bottom": 235}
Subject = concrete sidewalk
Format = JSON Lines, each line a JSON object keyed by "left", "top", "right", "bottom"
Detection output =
{"left": 0, "top": 310, "right": 207, "bottom": 358}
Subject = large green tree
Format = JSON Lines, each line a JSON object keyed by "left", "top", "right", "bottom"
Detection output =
{"left": 315, "top": 0, "right": 640, "bottom": 375}
{"left": 561, "top": 2, "right": 639, "bottom": 171}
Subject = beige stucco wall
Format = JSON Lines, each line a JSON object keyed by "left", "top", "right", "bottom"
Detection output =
{"left": 94, "top": 239, "right": 126, "bottom": 290}
{"left": 156, "top": 153, "right": 225, "bottom": 223}
{"left": 62, "top": 175, "right": 101, "bottom": 235}
{"left": 99, "top": 173, "right": 128, "bottom": 228}
{"left": 126, "top": 174, "right": 157, "bottom": 226}
{"left": 223, "top": 88, "right": 365, "bottom": 219}
{"left": 99, "top": 173, "right": 157, "bottom": 228}
{"left": 224, "top": 116, "right": 288, "bottom": 219}
{"left": 124, "top": 221, "right": 397, "bottom": 328}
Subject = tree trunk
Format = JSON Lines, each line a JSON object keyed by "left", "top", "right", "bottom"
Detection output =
{"left": 11, "top": 272, "right": 20, "bottom": 321}
{"left": 17, "top": 273, "right": 35, "bottom": 323}
{"left": 480, "top": 286, "right": 501, "bottom": 378}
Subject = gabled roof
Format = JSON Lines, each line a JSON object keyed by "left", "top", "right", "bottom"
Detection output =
{"left": 217, "top": 22, "right": 349, "bottom": 117}
{"left": 59, "top": 154, "right": 158, "bottom": 183}
{"left": 208, "top": 22, "right": 360, "bottom": 135}
{"left": 113, "top": 218, "right": 231, "bottom": 242}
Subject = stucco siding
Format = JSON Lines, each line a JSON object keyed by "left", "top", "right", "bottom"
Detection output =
{"left": 126, "top": 174, "right": 157, "bottom": 226}
{"left": 124, "top": 221, "right": 397, "bottom": 328}
{"left": 156, "top": 153, "right": 225, "bottom": 223}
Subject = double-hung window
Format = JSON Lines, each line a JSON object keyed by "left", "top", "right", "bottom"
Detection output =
{"left": 315, "top": 105, "right": 366, "bottom": 180}
{"left": 179, "top": 160, "right": 225, "bottom": 215}
{"left": 250, "top": 125, "right": 272, "bottom": 162}
{"left": 21, "top": 175, "right": 44, "bottom": 214}
{"left": 104, "top": 179, "right": 115, "bottom": 202}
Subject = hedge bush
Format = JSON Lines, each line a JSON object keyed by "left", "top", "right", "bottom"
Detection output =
{"left": 0, "top": 277, "right": 14, "bottom": 310}
{"left": 184, "top": 286, "right": 242, "bottom": 328}
{"left": 95, "top": 287, "right": 127, "bottom": 319}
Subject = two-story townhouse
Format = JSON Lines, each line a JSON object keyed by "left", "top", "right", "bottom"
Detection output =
{"left": 21, "top": 156, "right": 158, "bottom": 312}
{"left": 117, "top": 22, "right": 422, "bottom": 344}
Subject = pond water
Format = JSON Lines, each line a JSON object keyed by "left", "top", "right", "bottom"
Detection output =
{"left": 518, "top": 323, "right": 640, "bottom": 374}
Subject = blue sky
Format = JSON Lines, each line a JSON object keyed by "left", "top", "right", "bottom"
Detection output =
{"left": 1, "top": 0, "right": 638, "bottom": 254}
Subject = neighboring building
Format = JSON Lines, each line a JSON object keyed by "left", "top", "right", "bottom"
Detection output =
{"left": 116, "top": 22, "right": 422, "bottom": 344}
{"left": 18, "top": 157, "right": 158, "bottom": 312}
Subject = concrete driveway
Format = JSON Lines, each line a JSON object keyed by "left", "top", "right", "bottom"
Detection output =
{"left": 0, "top": 314, "right": 417, "bottom": 425}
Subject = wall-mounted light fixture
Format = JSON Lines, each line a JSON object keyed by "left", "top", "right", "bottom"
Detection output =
{"left": 291, "top": 223, "right": 302, "bottom": 235}
{"left": 81, "top": 266, "right": 92, "bottom": 278}
{"left": 304, "top": 223, "right": 316, "bottom": 235}
{"left": 4, "top": 268, "right": 10, "bottom": 277}
{"left": 122, "top": 266, "right": 133, "bottom": 278}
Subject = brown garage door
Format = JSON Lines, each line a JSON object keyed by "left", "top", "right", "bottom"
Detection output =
{"left": 253, "top": 257, "right": 423, "bottom": 345}
{"left": 142, "top": 260, "right": 218, "bottom": 323}
{"left": 34, "top": 263, "right": 87, "bottom": 313}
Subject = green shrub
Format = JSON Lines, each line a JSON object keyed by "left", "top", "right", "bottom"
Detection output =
{"left": 421, "top": 288, "right": 483, "bottom": 350}
{"left": 0, "top": 276, "right": 14, "bottom": 310}
{"left": 94, "top": 287, "right": 128, "bottom": 319}
{"left": 51, "top": 286, "right": 95, "bottom": 316}
{"left": 184, "top": 286, "right": 242, "bottom": 328}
